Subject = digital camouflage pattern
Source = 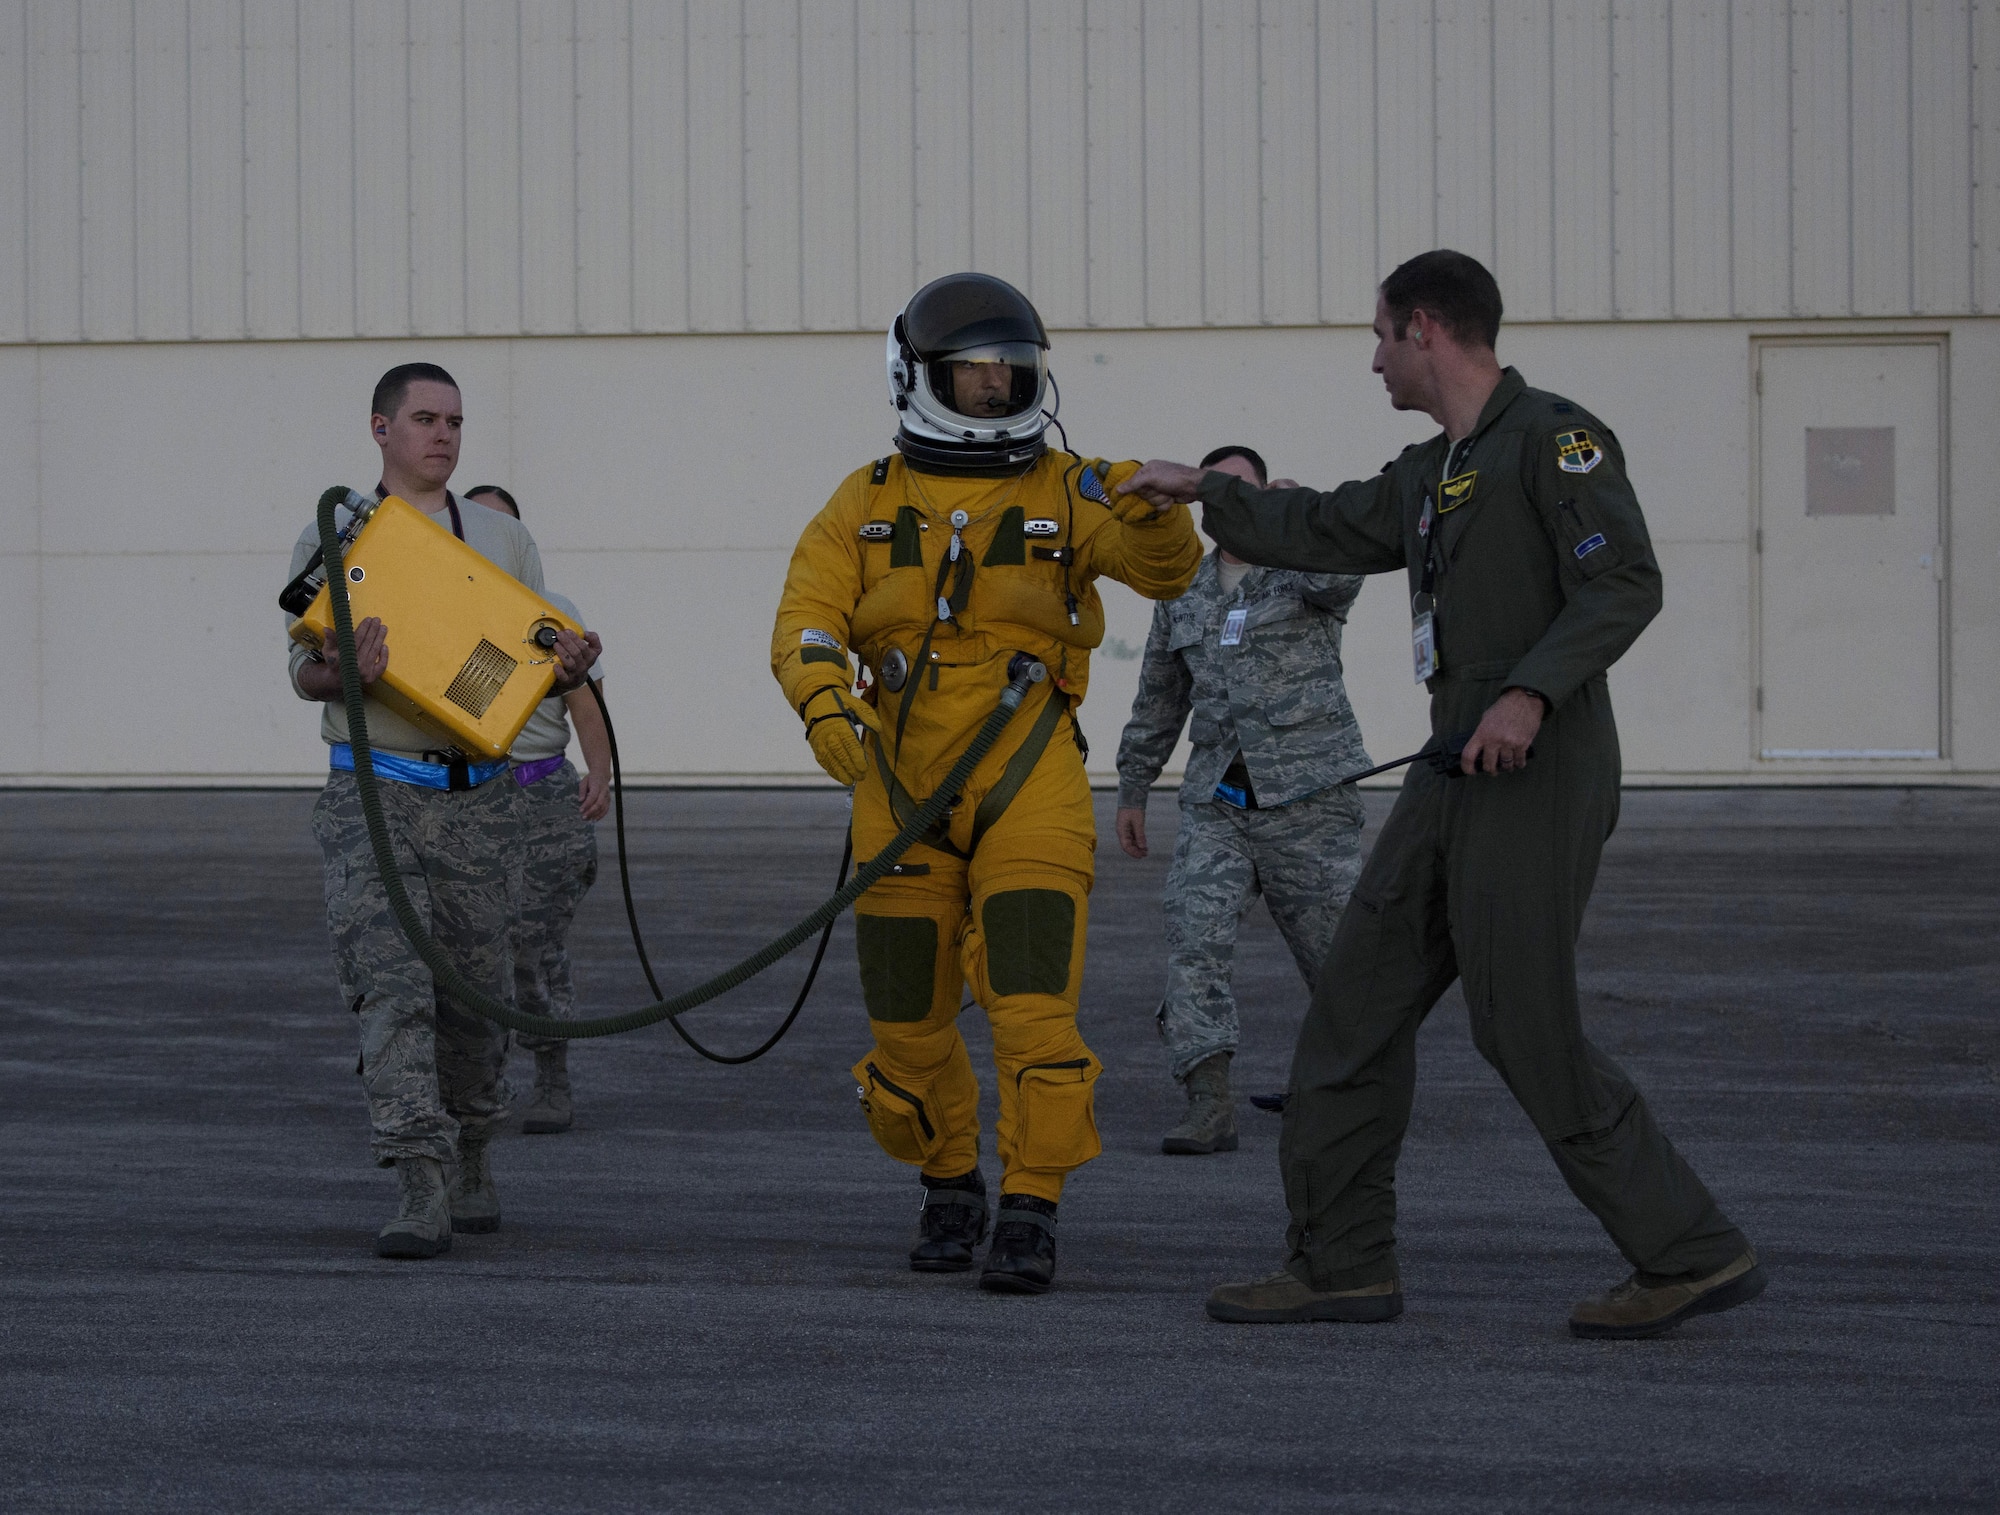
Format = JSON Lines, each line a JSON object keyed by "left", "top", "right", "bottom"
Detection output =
{"left": 509, "top": 758, "right": 600, "bottom": 1054}
{"left": 1116, "top": 552, "right": 1370, "bottom": 813}
{"left": 312, "top": 770, "right": 520, "bottom": 1165}
{"left": 1158, "top": 786, "right": 1365, "bottom": 1080}
{"left": 1116, "top": 549, "right": 1371, "bottom": 1082}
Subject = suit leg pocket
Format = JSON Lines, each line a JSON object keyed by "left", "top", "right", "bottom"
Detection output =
{"left": 851, "top": 1054, "right": 948, "bottom": 1165}
{"left": 1015, "top": 1057, "right": 1102, "bottom": 1169}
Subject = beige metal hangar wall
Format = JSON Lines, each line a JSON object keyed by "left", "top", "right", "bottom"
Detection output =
{"left": 0, "top": 0, "right": 1996, "bottom": 785}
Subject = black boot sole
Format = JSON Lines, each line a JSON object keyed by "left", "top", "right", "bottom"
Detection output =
{"left": 1569, "top": 1263, "right": 1769, "bottom": 1340}
{"left": 375, "top": 1231, "right": 452, "bottom": 1260}
{"left": 1161, "top": 1132, "right": 1239, "bottom": 1155}
{"left": 910, "top": 1255, "right": 976, "bottom": 1273}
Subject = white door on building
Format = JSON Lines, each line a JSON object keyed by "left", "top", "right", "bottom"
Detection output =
{"left": 1755, "top": 341, "right": 1945, "bottom": 762}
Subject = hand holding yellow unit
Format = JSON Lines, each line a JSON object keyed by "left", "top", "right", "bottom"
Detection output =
{"left": 287, "top": 494, "right": 582, "bottom": 760}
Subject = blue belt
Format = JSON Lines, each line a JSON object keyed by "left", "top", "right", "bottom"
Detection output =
{"left": 329, "top": 744, "right": 509, "bottom": 792}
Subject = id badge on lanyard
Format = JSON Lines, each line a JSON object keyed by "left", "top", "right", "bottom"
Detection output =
{"left": 1411, "top": 493, "right": 1440, "bottom": 682}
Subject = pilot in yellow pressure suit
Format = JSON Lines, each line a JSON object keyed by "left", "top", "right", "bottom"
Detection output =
{"left": 773, "top": 273, "right": 1201, "bottom": 1293}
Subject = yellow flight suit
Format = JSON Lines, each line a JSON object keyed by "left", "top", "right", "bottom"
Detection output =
{"left": 773, "top": 451, "right": 1201, "bottom": 1201}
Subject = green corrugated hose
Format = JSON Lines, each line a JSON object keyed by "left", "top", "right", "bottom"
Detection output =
{"left": 313, "top": 484, "right": 1035, "bottom": 1042}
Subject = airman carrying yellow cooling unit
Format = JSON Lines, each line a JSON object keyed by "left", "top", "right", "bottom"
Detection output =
{"left": 287, "top": 494, "right": 582, "bottom": 761}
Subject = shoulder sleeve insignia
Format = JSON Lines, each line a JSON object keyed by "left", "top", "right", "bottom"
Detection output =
{"left": 858, "top": 520, "right": 895, "bottom": 541}
{"left": 1556, "top": 430, "right": 1603, "bottom": 475}
{"left": 1437, "top": 469, "right": 1477, "bottom": 513}
{"left": 1077, "top": 463, "right": 1109, "bottom": 503}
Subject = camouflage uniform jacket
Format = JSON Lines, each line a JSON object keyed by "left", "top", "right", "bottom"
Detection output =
{"left": 1116, "top": 550, "right": 1369, "bottom": 811}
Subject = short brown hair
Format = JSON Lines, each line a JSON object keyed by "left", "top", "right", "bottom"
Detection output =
{"left": 1380, "top": 250, "right": 1503, "bottom": 349}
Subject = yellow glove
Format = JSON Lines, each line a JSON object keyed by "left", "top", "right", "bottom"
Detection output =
{"left": 802, "top": 690, "right": 882, "bottom": 787}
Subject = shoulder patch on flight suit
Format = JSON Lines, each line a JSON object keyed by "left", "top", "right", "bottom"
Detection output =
{"left": 1573, "top": 533, "right": 1608, "bottom": 559}
{"left": 1077, "top": 463, "right": 1110, "bottom": 503}
{"left": 1556, "top": 430, "right": 1603, "bottom": 475}
{"left": 889, "top": 506, "right": 925, "bottom": 567}
{"left": 1438, "top": 469, "right": 1477, "bottom": 513}
{"left": 983, "top": 506, "right": 1027, "bottom": 565}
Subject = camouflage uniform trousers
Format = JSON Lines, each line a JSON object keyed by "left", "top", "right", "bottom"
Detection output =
{"left": 1158, "top": 785, "right": 1366, "bottom": 1082}
{"left": 509, "top": 759, "right": 600, "bottom": 1055}
{"left": 311, "top": 769, "right": 522, "bottom": 1166}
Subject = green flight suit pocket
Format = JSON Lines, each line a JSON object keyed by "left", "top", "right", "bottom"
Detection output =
{"left": 1014, "top": 1058, "right": 1102, "bottom": 1169}
{"left": 855, "top": 913, "right": 939, "bottom": 1022}
{"left": 1554, "top": 495, "right": 1624, "bottom": 583}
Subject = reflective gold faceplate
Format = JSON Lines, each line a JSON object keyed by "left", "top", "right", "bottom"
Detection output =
{"left": 287, "top": 496, "right": 582, "bottom": 760}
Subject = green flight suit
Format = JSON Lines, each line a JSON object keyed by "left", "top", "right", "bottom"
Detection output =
{"left": 1198, "top": 368, "right": 1749, "bottom": 1292}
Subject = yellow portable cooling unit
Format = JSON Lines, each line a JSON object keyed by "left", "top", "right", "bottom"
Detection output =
{"left": 287, "top": 494, "right": 583, "bottom": 761}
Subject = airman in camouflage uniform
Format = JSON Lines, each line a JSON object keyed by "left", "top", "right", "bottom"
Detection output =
{"left": 1116, "top": 452, "right": 1370, "bottom": 1156}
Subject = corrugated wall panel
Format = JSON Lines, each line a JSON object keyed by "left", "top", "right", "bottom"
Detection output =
{"left": 1669, "top": 0, "right": 1733, "bottom": 318}
{"left": 79, "top": 0, "right": 136, "bottom": 342}
{"left": 968, "top": 1, "right": 1031, "bottom": 302}
{"left": 856, "top": 0, "right": 915, "bottom": 328}
{"left": 408, "top": 2, "right": 469, "bottom": 337}
{"left": 576, "top": 0, "right": 634, "bottom": 334}
{"left": 1852, "top": 0, "right": 1914, "bottom": 315}
{"left": 1731, "top": 1, "right": 1792, "bottom": 315}
{"left": 1373, "top": 0, "right": 1434, "bottom": 275}
{"left": 1260, "top": 0, "right": 1320, "bottom": 326}
{"left": 1200, "top": 0, "right": 1260, "bottom": 325}
{"left": 30, "top": 0, "right": 83, "bottom": 343}
{"left": 1976, "top": 0, "right": 2000, "bottom": 311}
{"left": 743, "top": 0, "right": 800, "bottom": 330}
{"left": 1434, "top": 0, "right": 1496, "bottom": 273}
{"left": 298, "top": 1, "right": 356, "bottom": 338}
{"left": 1024, "top": 0, "right": 1084, "bottom": 326}
{"left": 9, "top": 2, "right": 1997, "bottom": 344}
{"left": 520, "top": 1, "right": 578, "bottom": 334}
{"left": 631, "top": 0, "right": 691, "bottom": 333}
{"left": 1551, "top": 0, "right": 1612, "bottom": 318}
{"left": 913, "top": 0, "right": 972, "bottom": 288}
{"left": 1912, "top": 0, "right": 1973, "bottom": 314}
{"left": 244, "top": 0, "right": 299, "bottom": 339}
{"left": 188, "top": 0, "right": 246, "bottom": 339}
{"left": 1791, "top": 0, "right": 1852, "bottom": 315}
{"left": 801, "top": 0, "right": 860, "bottom": 330}
{"left": 1493, "top": 0, "right": 1555, "bottom": 321}
{"left": 1086, "top": 0, "right": 1145, "bottom": 326}
{"left": 1317, "top": 0, "right": 1376, "bottom": 324}
{"left": 352, "top": 0, "right": 410, "bottom": 336}
{"left": 1611, "top": 0, "right": 1671, "bottom": 317}
{"left": 0, "top": 6, "right": 25, "bottom": 343}
{"left": 463, "top": 0, "right": 523, "bottom": 337}
{"left": 1143, "top": 0, "right": 1202, "bottom": 325}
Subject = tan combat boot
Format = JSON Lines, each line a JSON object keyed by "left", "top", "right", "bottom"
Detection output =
{"left": 448, "top": 1132, "right": 501, "bottom": 1234}
{"left": 1162, "top": 1052, "right": 1238, "bottom": 1155}
{"left": 1206, "top": 1268, "right": 1402, "bottom": 1324}
{"left": 375, "top": 1156, "right": 452, "bottom": 1260}
{"left": 522, "top": 1046, "right": 573, "bottom": 1135}
{"left": 1569, "top": 1250, "right": 1766, "bottom": 1339}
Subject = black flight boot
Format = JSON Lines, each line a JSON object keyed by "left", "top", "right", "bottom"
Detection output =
{"left": 909, "top": 1168, "right": 989, "bottom": 1272}
{"left": 979, "top": 1194, "right": 1058, "bottom": 1295}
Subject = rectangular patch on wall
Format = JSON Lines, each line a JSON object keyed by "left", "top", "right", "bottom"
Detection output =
{"left": 1805, "top": 427, "right": 1895, "bottom": 516}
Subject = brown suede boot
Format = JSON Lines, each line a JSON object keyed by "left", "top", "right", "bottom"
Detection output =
{"left": 1162, "top": 1053, "right": 1238, "bottom": 1155}
{"left": 1569, "top": 1250, "right": 1766, "bottom": 1339}
{"left": 1206, "top": 1269, "right": 1402, "bottom": 1324}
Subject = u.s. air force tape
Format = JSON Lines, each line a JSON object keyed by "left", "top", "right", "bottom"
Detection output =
{"left": 802, "top": 629, "right": 841, "bottom": 650}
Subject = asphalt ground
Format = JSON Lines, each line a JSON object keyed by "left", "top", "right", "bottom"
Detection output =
{"left": 2, "top": 784, "right": 1996, "bottom": 1513}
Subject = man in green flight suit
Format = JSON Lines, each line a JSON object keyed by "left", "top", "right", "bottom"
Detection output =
{"left": 1117, "top": 250, "right": 1763, "bottom": 1340}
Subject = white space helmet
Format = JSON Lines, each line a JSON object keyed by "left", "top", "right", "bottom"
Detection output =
{"left": 886, "top": 273, "right": 1051, "bottom": 473}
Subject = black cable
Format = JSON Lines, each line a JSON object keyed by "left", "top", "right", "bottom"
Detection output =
{"left": 586, "top": 677, "right": 851, "bottom": 1066}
